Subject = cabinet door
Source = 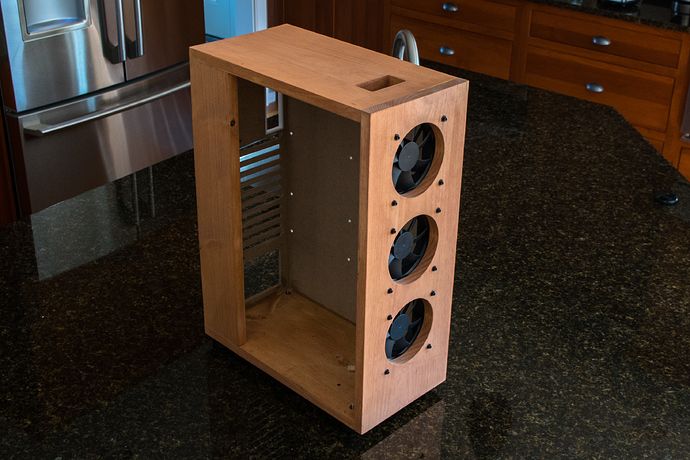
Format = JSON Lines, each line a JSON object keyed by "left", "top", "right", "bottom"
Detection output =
{"left": 283, "top": 0, "right": 334, "bottom": 36}
{"left": 680, "top": 147, "right": 690, "bottom": 181}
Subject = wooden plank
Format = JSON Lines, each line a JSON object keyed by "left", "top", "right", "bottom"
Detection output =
{"left": 190, "top": 24, "right": 463, "bottom": 122}
{"left": 215, "top": 291, "right": 357, "bottom": 428}
{"left": 355, "top": 80, "right": 468, "bottom": 434}
{"left": 191, "top": 58, "right": 247, "bottom": 346}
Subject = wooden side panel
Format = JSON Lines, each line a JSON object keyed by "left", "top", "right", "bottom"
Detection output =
{"left": 355, "top": 81, "right": 468, "bottom": 433}
{"left": 191, "top": 58, "right": 247, "bottom": 346}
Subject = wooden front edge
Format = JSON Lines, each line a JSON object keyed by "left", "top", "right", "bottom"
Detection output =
{"left": 190, "top": 56, "right": 247, "bottom": 346}
{"left": 355, "top": 81, "right": 469, "bottom": 434}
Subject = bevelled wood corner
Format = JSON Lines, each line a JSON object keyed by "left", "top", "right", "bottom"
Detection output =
{"left": 191, "top": 24, "right": 468, "bottom": 434}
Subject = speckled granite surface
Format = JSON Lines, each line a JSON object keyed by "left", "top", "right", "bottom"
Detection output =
{"left": 2, "top": 63, "right": 690, "bottom": 458}
{"left": 531, "top": 0, "right": 690, "bottom": 31}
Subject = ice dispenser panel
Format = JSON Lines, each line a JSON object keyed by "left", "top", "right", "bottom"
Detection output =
{"left": 22, "top": 0, "right": 88, "bottom": 36}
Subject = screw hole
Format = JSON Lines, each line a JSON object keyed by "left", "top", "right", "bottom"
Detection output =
{"left": 390, "top": 228, "right": 397, "bottom": 234}
{"left": 432, "top": 266, "right": 438, "bottom": 272}
{"left": 387, "top": 288, "right": 393, "bottom": 294}
{"left": 438, "top": 179, "right": 444, "bottom": 186}
{"left": 394, "top": 134, "right": 400, "bottom": 141}
{"left": 426, "top": 344, "right": 432, "bottom": 349}
{"left": 430, "top": 290, "right": 436, "bottom": 296}
{"left": 435, "top": 208, "right": 442, "bottom": 214}
{"left": 441, "top": 115, "right": 448, "bottom": 122}
{"left": 387, "top": 314, "right": 393, "bottom": 320}
{"left": 384, "top": 369, "right": 390, "bottom": 375}
{"left": 230, "top": 119, "right": 236, "bottom": 127}
{"left": 391, "top": 200, "right": 398, "bottom": 207}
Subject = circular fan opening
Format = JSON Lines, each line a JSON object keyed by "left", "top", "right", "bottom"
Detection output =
{"left": 389, "top": 215, "right": 437, "bottom": 282}
{"left": 385, "top": 298, "right": 433, "bottom": 362}
{"left": 392, "top": 123, "right": 443, "bottom": 196}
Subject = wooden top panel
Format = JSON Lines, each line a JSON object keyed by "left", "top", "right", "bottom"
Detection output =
{"left": 190, "top": 24, "right": 465, "bottom": 121}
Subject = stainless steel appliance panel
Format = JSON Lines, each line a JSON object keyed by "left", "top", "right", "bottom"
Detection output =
{"left": 10, "top": 64, "right": 192, "bottom": 212}
{"left": 123, "top": 0, "right": 204, "bottom": 80}
{"left": 0, "top": 0, "right": 127, "bottom": 112}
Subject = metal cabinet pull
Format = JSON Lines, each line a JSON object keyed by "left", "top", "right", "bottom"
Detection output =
{"left": 131, "top": 0, "right": 144, "bottom": 58}
{"left": 114, "top": 0, "right": 127, "bottom": 63}
{"left": 592, "top": 35, "right": 611, "bottom": 46}
{"left": 439, "top": 46, "right": 455, "bottom": 56}
{"left": 442, "top": 2, "right": 459, "bottom": 12}
{"left": 585, "top": 82, "right": 604, "bottom": 93}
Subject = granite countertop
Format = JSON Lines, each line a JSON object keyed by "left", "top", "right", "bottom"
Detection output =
{"left": 2, "top": 62, "right": 690, "bottom": 457}
{"left": 531, "top": 0, "right": 690, "bottom": 31}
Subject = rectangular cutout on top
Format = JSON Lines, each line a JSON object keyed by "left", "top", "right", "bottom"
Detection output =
{"left": 358, "top": 75, "right": 404, "bottom": 92}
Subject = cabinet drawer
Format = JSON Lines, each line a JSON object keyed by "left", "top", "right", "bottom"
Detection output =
{"left": 680, "top": 148, "right": 690, "bottom": 180}
{"left": 392, "top": 0, "right": 517, "bottom": 34}
{"left": 524, "top": 47, "right": 674, "bottom": 132}
{"left": 391, "top": 15, "right": 512, "bottom": 80}
{"left": 530, "top": 10, "right": 682, "bottom": 69}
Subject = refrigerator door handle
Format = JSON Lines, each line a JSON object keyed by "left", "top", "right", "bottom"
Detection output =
{"left": 23, "top": 82, "right": 190, "bottom": 137}
{"left": 127, "top": 0, "right": 144, "bottom": 58}
{"left": 114, "top": 0, "right": 127, "bottom": 63}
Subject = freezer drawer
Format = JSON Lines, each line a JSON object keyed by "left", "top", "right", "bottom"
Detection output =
{"left": 9, "top": 64, "right": 193, "bottom": 213}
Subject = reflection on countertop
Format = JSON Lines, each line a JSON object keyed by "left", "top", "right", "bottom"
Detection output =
{"left": 2, "top": 63, "right": 690, "bottom": 457}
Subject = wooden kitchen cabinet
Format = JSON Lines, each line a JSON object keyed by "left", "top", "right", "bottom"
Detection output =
{"left": 679, "top": 146, "right": 690, "bottom": 181}
{"left": 279, "top": 0, "right": 385, "bottom": 51}
{"left": 383, "top": 0, "right": 690, "bottom": 173}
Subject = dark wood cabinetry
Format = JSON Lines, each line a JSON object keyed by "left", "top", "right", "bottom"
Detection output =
{"left": 277, "top": 0, "right": 385, "bottom": 51}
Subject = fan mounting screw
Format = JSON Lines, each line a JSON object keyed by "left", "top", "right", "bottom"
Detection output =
{"left": 435, "top": 207, "right": 442, "bottom": 214}
{"left": 384, "top": 369, "right": 390, "bottom": 375}
{"left": 349, "top": 156, "right": 353, "bottom": 160}
{"left": 441, "top": 115, "right": 448, "bottom": 122}
{"left": 394, "top": 134, "right": 400, "bottom": 141}
{"left": 230, "top": 119, "right": 236, "bottom": 127}
{"left": 387, "top": 288, "right": 393, "bottom": 294}
{"left": 387, "top": 314, "right": 393, "bottom": 320}
{"left": 391, "top": 200, "right": 398, "bottom": 207}
{"left": 290, "top": 229, "right": 294, "bottom": 233}
{"left": 390, "top": 228, "right": 397, "bottom": 234}
{"left": 347, "top": 257, "right": 351, "bottom": 262}
{"left": 432, "top": 266, "right": 438, "bottom": 272}
{"left": 349, "top": 403, "right": 354, "bottom": 409}
{"left": 427, "top": 344, "right": 433, "bottom": 349}
{"left": 438, "top": 179, "right": 444, "bottom": 186}
{"left": 430, "top": 290, "right": 437, "bottom": 296}
{"left": 289, "top": 131, "right": 294, "bottom": 136}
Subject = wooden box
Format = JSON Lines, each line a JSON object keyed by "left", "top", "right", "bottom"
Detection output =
{"left": 190, "top": 24, "right": 468, "bottom": 434}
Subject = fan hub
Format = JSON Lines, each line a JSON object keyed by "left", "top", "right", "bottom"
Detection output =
{"left": 393, "top": 231, "right": 415, "bottom": 259}
{"left": 397, "top": 142, "right": 420, "bottom": 172}
{"left": 389, "top": 313, "right": 410, "bottom": 341}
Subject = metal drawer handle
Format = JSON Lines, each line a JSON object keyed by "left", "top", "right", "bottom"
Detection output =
{"left": 592, "top": 36, "right": 611, "bottom": 46}
{"left": 439, "top": 46, "right": 455, "bottom": 56}
{"left": 585, "top": 82, "right": 604, "bottom": 93}
{"left": 442, "top": 2, "right": 459, "bottom": 12}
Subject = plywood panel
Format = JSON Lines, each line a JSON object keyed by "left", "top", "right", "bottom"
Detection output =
{"left": 190, "top": 25, "right": 462, "bottom": 122}
{"left": 283, "top": 98, "right": 360, "bottom": 322}
{"left": 356, "top": 81, "right": 468, "bottom": 433}
{"left": 191, "top": 59, "right": 247, "bottom": 346}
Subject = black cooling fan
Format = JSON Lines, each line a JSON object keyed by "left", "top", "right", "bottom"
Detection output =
{"left": 386, "top": 299, "right": 425, "bottom": 360}
{"left": 392, "top": 123, "right": 436, "bottom": 194}
{"left": 389, "top": 215, "right": 430, "bottom": 281}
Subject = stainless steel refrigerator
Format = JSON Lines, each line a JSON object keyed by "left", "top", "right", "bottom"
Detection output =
{"left": 0, "top": 0, "right": 204, "bottom": 214}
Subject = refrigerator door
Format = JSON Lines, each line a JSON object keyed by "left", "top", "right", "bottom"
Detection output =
{"left": 0, "top": 0, "right": 127, "bottom": 112}
{"left": 123, "top": 0, "right": 204, "bottom": 80}
{"left": 9, "top": 64, "right": 192, "bottom": 213}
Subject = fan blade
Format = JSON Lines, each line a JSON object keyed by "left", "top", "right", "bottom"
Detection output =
{"left": 408, "top": 126, "right": 419, "bottom": 142}
{"left": 407, "top": 217, "right": 419, "bottom": 235}
{"left": 403, "top": 301, "right": 414, "bottom": 317}
{"left": 385, "top": 337, "right": 395, "bottom": 359}
{"left": 392, "top": 165, "right": 403, "bottom": 185}
{"left": 396, "top": 171, "right": 415, "bottom": 192}
{"left": 415, "top": 159, "right": 431, "bottom": 170}
{"left": 413, "top": 126, "right": 425, "bottom": 143}
{"left": 417, "top": 129, "right": 432, "bottom": 148}
{"left": 397, "top": 337, "right": 411, "bottom": 351}
{"left": 389, "top": 257, "right": 403, "bottom": 280}
{"left": 412, "top": 227, "right": 428, "bottom": 242}
{"left": 409, "top": 318, "right": 422, "bottom": 330}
